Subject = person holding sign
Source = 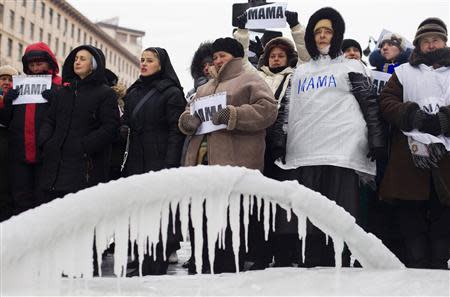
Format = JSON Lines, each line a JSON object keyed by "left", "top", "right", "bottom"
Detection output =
{"left": 178, "top": 37, "right": 277, "bottom": 274}
{"left": 1, "top": 42, "right": 61, "bottom": 215}
{"left": 38, "top": 45, "right": 119, "bottom": 202}
{"left": 379, "top": 17, "right": 450, "bottom": 269}
{"left": 272, "top": 7, "right": 385, "bottom": 268}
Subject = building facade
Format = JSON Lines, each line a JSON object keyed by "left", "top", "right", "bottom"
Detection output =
{"left": 0, "top": 0, "right": 142, "bottom": 86}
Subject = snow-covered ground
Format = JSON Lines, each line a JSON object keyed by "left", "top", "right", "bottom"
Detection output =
{"left": 1, "top": 166, "right": 448, "bottom": 296}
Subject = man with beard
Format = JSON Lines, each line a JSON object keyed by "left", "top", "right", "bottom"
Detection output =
{"left": 379, "top": 17, "right": 450, "bottom": 269}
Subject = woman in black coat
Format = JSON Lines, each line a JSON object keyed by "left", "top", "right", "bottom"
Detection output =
{"left": 122, "top": 47, "right": 186, "bottom": 175}
{"left": 38, "top": 45, "right": 120, "bottom": 201}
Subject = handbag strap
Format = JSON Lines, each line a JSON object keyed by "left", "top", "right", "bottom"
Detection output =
{"left": 131, "top": 88, "right": 158, "bottom": 122}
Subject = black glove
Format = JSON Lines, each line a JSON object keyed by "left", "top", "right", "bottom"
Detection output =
{"left": 249, "top": 36, "right": 264, "bottom": 57}
{"left": 41, "top": 89, "right": 57, "bottom": 103}
{"left": 180, "top": 113, "right": 201, "bottom": 135}
{"left": 366, "top": 147, "right": 387, "bottom": 162}
{"left": 212, "top": 107, "right": 230, "bottom": 125}
{"left": 419, "top": 113, "right": 442, "bottom": 136}
{"left": 285, "top": 10, "right": 299, "bottom": 28}
{"left": 119, "top": 125, "right": 130, "bottom": 141}
{"left": 3, "top": 88, "right": 19, "bottom": 105}
{"left": 236, "top": 12, "right": 247, "bottom": 29}
{"left": 272, "top": 146, "right": 286, "bottom": 164}
{"left": 348, "top": 72, "right": 374, "bottom": 98}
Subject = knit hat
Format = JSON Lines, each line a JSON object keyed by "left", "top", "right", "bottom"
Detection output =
{"left": 413, "top": 17, "right": 448, "bottom": 46}
{"left": 341, "top": 39, "right": 362, "bottom": 54}
{"left": 379, "top": 33, "right": 406, "bottom": 52}
{"left": 314, "top": 19, "right": 333, "bottom": 33}
{"left": 0, "top": 65, "right": 18, "bottom": 77}
{"left": 212, "top": 37, "right": 244, "bottom": 58}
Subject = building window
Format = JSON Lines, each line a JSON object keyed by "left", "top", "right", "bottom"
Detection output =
{"left": 62, "top": 42, "right": 66, "bottom": 57}
{"left": 49, "top": 8, "right": 53, "bottom": 25}
{"left": 30, "top": 22, "right": 35, "bottom": 39}
{"left": 9, "top": 10, "right": 14, "bottom": 29}
{"left": 7, "top": 38, "right": 13, "bottom": 57}
{"left": 57, "top": 13, "right": 61, "bottom": 29}
{"left": 89, "top": 36, "right": 92, "bottom": 44}
{"left": 22, "top": 0, "right": 26, "bottom": 7}
{"left": 39, "top": 28, "right": 43, "bottom": 41}
{"left": 71, "top": 23, "right": 75, "bottom": 38}
{"left": 55, "top": 37, "right": 59, "bottom": 55}
{"left": 117, "top": 32, "right": 127, "bottom": 43}
{"left": 32, "top": 0, "right": 37, "bottom": 13}
{"left": 41, "top": 2, "right": 45, "bottom": 19}
{"left": 83, "top": 32, "right": 87, "bottom": 44}
{"left": 47, "top": 33, "right": 51, "bottom": 47}
{"left": 20, "top": 17, "right": 25, "bottom": 34}
{"left": 64, "top": 18, "right": 68, "bottom": 36}
{"left": 0, "top": 4, "right": 4, "bottom": 24}
{"left": 130, "top": 35, "right": 138, "bottom": 44}
{"left": 77, "top": 28, "right": 81, "bottom": 42}
{"left": 18, "top": 43, "right": 23, "bottom": 61}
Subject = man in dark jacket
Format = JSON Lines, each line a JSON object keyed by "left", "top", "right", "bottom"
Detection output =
{"left": 2, "top": 42, "right": 61, "bottom": 215}
{"left": 379, "top": 17, "right": 450, "bottom": 269}
{"left": 38, "top": 45, "right": 119, "bottom": 201}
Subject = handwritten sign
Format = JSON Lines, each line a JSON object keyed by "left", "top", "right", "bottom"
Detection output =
{"left": 13, "top": 75, "right": 51, "bottom": 105}
{"left": 191, "top": 92, "right": 227, "bottom": 135}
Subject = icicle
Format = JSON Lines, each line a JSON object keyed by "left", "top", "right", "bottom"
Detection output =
{"left": 170, "top": 200, "right": 178, "bottom": 235}
{"left": 179, "top": 197, "right": 190, "bottom": 241}
{"left": 113, "top": 215, "right": 129, "bottom": 277}
{"left": 249, "top": 194, "right": 254, "bottom": 215}
{"left": 242, "top": 194, "right": 249, "bottom": 253}
{"left": 332, "top": 235, "right": 344, "bottom": 268}
{"left": 190, "top": 197, "right": 204, "bottom": 274}
{"left": 350, "top": 253, "right": 356, "bottom": 267}
{"left": 228, "top": 193, "right": 241, "bottom": 273}
{"left": 286, "top": 207, "right": 292, "bottom": 222}
{"left": 271, "top": 202, "right": 277, "bottom": 232}
{"left": 296, "top": 212, "right": 307, "bottom": 264}
{"left": 325, "top": 233, "right": 329, "bottom": 246}
{"left": 263, "top": 198, "right": 270, "bottom": 241}
{"left": 160, "top": 200, "right": 170, "bottom": 262}
{"left": 204, "top": 194, "right": 227, "bottom": 274}
{"left": 256, "top": 196, "right": 262, "bottom": 221}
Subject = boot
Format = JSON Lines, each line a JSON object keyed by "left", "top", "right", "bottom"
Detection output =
{"left": 430, "top": 238, "right": 450, "bottom": 269}
{"left": 404, "top": 235, "right": 430, "bottom": 269}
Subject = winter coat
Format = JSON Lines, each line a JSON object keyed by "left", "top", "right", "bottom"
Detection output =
{"left": 38, "top": 45, "right": 120, "bottom": 194}
{"left": 369, "top": 48, "right": 413, "bottom": 74}
{"left": 2, "top": 42, "right": 62, "bottom": 164}
{"left": 379, "top": 48, "right": 450, "bottom": 202}
{"left": 123, "top": 48, "right": 186, "bottom": 175}
{"left": 179, "top": 58, "right": 278, "bottom": 171}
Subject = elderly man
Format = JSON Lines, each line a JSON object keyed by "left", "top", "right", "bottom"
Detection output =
{"left": 379, "top": 17, "right": 450, "bottom": 269}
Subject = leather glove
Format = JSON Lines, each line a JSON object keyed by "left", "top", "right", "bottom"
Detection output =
{"left": 3, "top": 88, "right": 19, "bottom": 105}
{"left": 410, "top": 109, "right": 428, "bottom": 130}
{"left": 212, "top": 107, "right": 230, "bottom": 125}
{"left": 348, "top": 72, "right": 374, "bottom": 98}
{"left": 180, "top": 113, "right": 201, "bottom": 135}
{"left": 249, "top": 36, "right": 264, "bottom": 57}
{"left": 236, "top": 12, "right": 247, "bottom": 29}
{"left": 285, "top": 10, "right": 299, "bottom": 28}
{"left": 272, "top": 146, "right": 286, "bottom": 164}
{"left": 366, "top": 147, "right": 387, "bottom": 162}
{"left": 419, "top": 113, "right": 442, "bottom": 136}
{"left": 119, "top": 125, "right": 130, "bottom": 141}
{"left": 41, "top": 89, "right": 57, "bottom": 103}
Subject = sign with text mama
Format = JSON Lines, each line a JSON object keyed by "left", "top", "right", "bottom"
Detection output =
{"left": 246, "top": 2, "right": 287, "bottom": 29}
{"left": 191, "top": 92, "right": 227, "bottom": 135}
{"left": 371, "top": 71, "right": 392, "bottom": 95}
{"left": 13, "top": 75, "right": 51, "bottom": 105}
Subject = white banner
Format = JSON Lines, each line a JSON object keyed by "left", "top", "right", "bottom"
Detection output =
{"left": 12, "top": 75, "right": 51, "bottom": 105}
{"left": 371, "top": 70, "right": 392, "bottom": 95}
{"left": 246, "top": 2, "right": 287, "bottom": 29}
{"left": 191, "top": 92, "right": 227, "bottom": 135}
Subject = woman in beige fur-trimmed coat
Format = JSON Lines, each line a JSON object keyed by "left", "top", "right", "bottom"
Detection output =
{"left": 179, "top": 37, "right": 277, "bottom": 172}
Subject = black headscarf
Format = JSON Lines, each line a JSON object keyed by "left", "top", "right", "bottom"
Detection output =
{"left": 143, "top": 47, "right": 182, "bottom": 90}
{"left": 62, "top": 45, "right": 106, "bottom": 84}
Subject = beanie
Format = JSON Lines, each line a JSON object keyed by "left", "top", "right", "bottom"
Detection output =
{"left": 379, "top": 33, "right": 406, "bottom": 52}
{"left": 413, "top": 17, "right": 448, "bottom": 46}
{"left": 212, "top": 37, "right": 244, "bottom": 58}
{"left": 341, "top": 39, "right": 362, "bottom": 54}
{"left": 314, "top": 19, "right": 333, "bottom": 33}
{"left": 0, "top": 65, "right": 19, "bottom": 77}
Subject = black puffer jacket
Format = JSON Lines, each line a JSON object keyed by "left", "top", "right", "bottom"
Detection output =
{"left": 123, "top": 47, "right": 186, "bottom": 175}
{"left": 38, "top": 45, "right": 120, "bottom": 193}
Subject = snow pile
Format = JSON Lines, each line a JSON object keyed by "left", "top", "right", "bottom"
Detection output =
{"left": 0, "top": 166, "right": 404, "bottom": 294}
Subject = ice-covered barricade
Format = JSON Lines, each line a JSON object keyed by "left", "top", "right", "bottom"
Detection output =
{"left": 0, "top": 166, "right": 404, "bottom": 293}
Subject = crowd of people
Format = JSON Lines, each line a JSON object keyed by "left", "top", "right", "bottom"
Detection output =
{"left": 0, "top": 6, "right": 448, "bottom": 275}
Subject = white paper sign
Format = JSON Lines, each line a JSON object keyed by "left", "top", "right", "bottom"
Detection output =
{"left": 371, "top": 70, "right": 392, "bottom": 95}
{"left": 246, "top": 2, "right": 287, "bottom": 29}
{"left": 190, "top": 92, "right": 227, "bottom": 135}
{"left": 12, "top": 75, "right": 51, "bottom": 105}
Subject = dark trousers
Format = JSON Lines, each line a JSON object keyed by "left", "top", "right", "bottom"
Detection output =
{"left": 394, "top": 184, "right": 450, "bottom": 269}
{"left": 10, "top": 159, "right": 43, "bottom": 215}
{"left": 0, "top": 128, "right": 12, "bottom": 221}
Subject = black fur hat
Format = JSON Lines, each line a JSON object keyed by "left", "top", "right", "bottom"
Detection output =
{"left": 212, "top": 37, "right": 244, "bottom": 58}
{"left": 190, "top": 41, "right": 213, "bottom": 80}
{"left": 342, "top": 39, "right": 362, "bottom": 54}
{"left": 305, "top": 7, "right": 345, "bottom": 60}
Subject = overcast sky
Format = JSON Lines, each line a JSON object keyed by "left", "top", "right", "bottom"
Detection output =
{"left": 68, "top": 0, "right": 449, "bottom": 92}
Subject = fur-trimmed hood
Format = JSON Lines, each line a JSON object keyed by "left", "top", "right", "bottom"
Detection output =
{"left": 409, "top": 47, "right": 450, "bottom": 67}
{"left": 369, "top": 47, "right": 413, "bottom": 70}
{"left": 190, "top": 42, "right": 213, "bottom": 81}
{"left": 258, "top": 37, "right": 298, "bottom": 69}
{"left": 305, "top": 7, "right": 345, "bottom": 60}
